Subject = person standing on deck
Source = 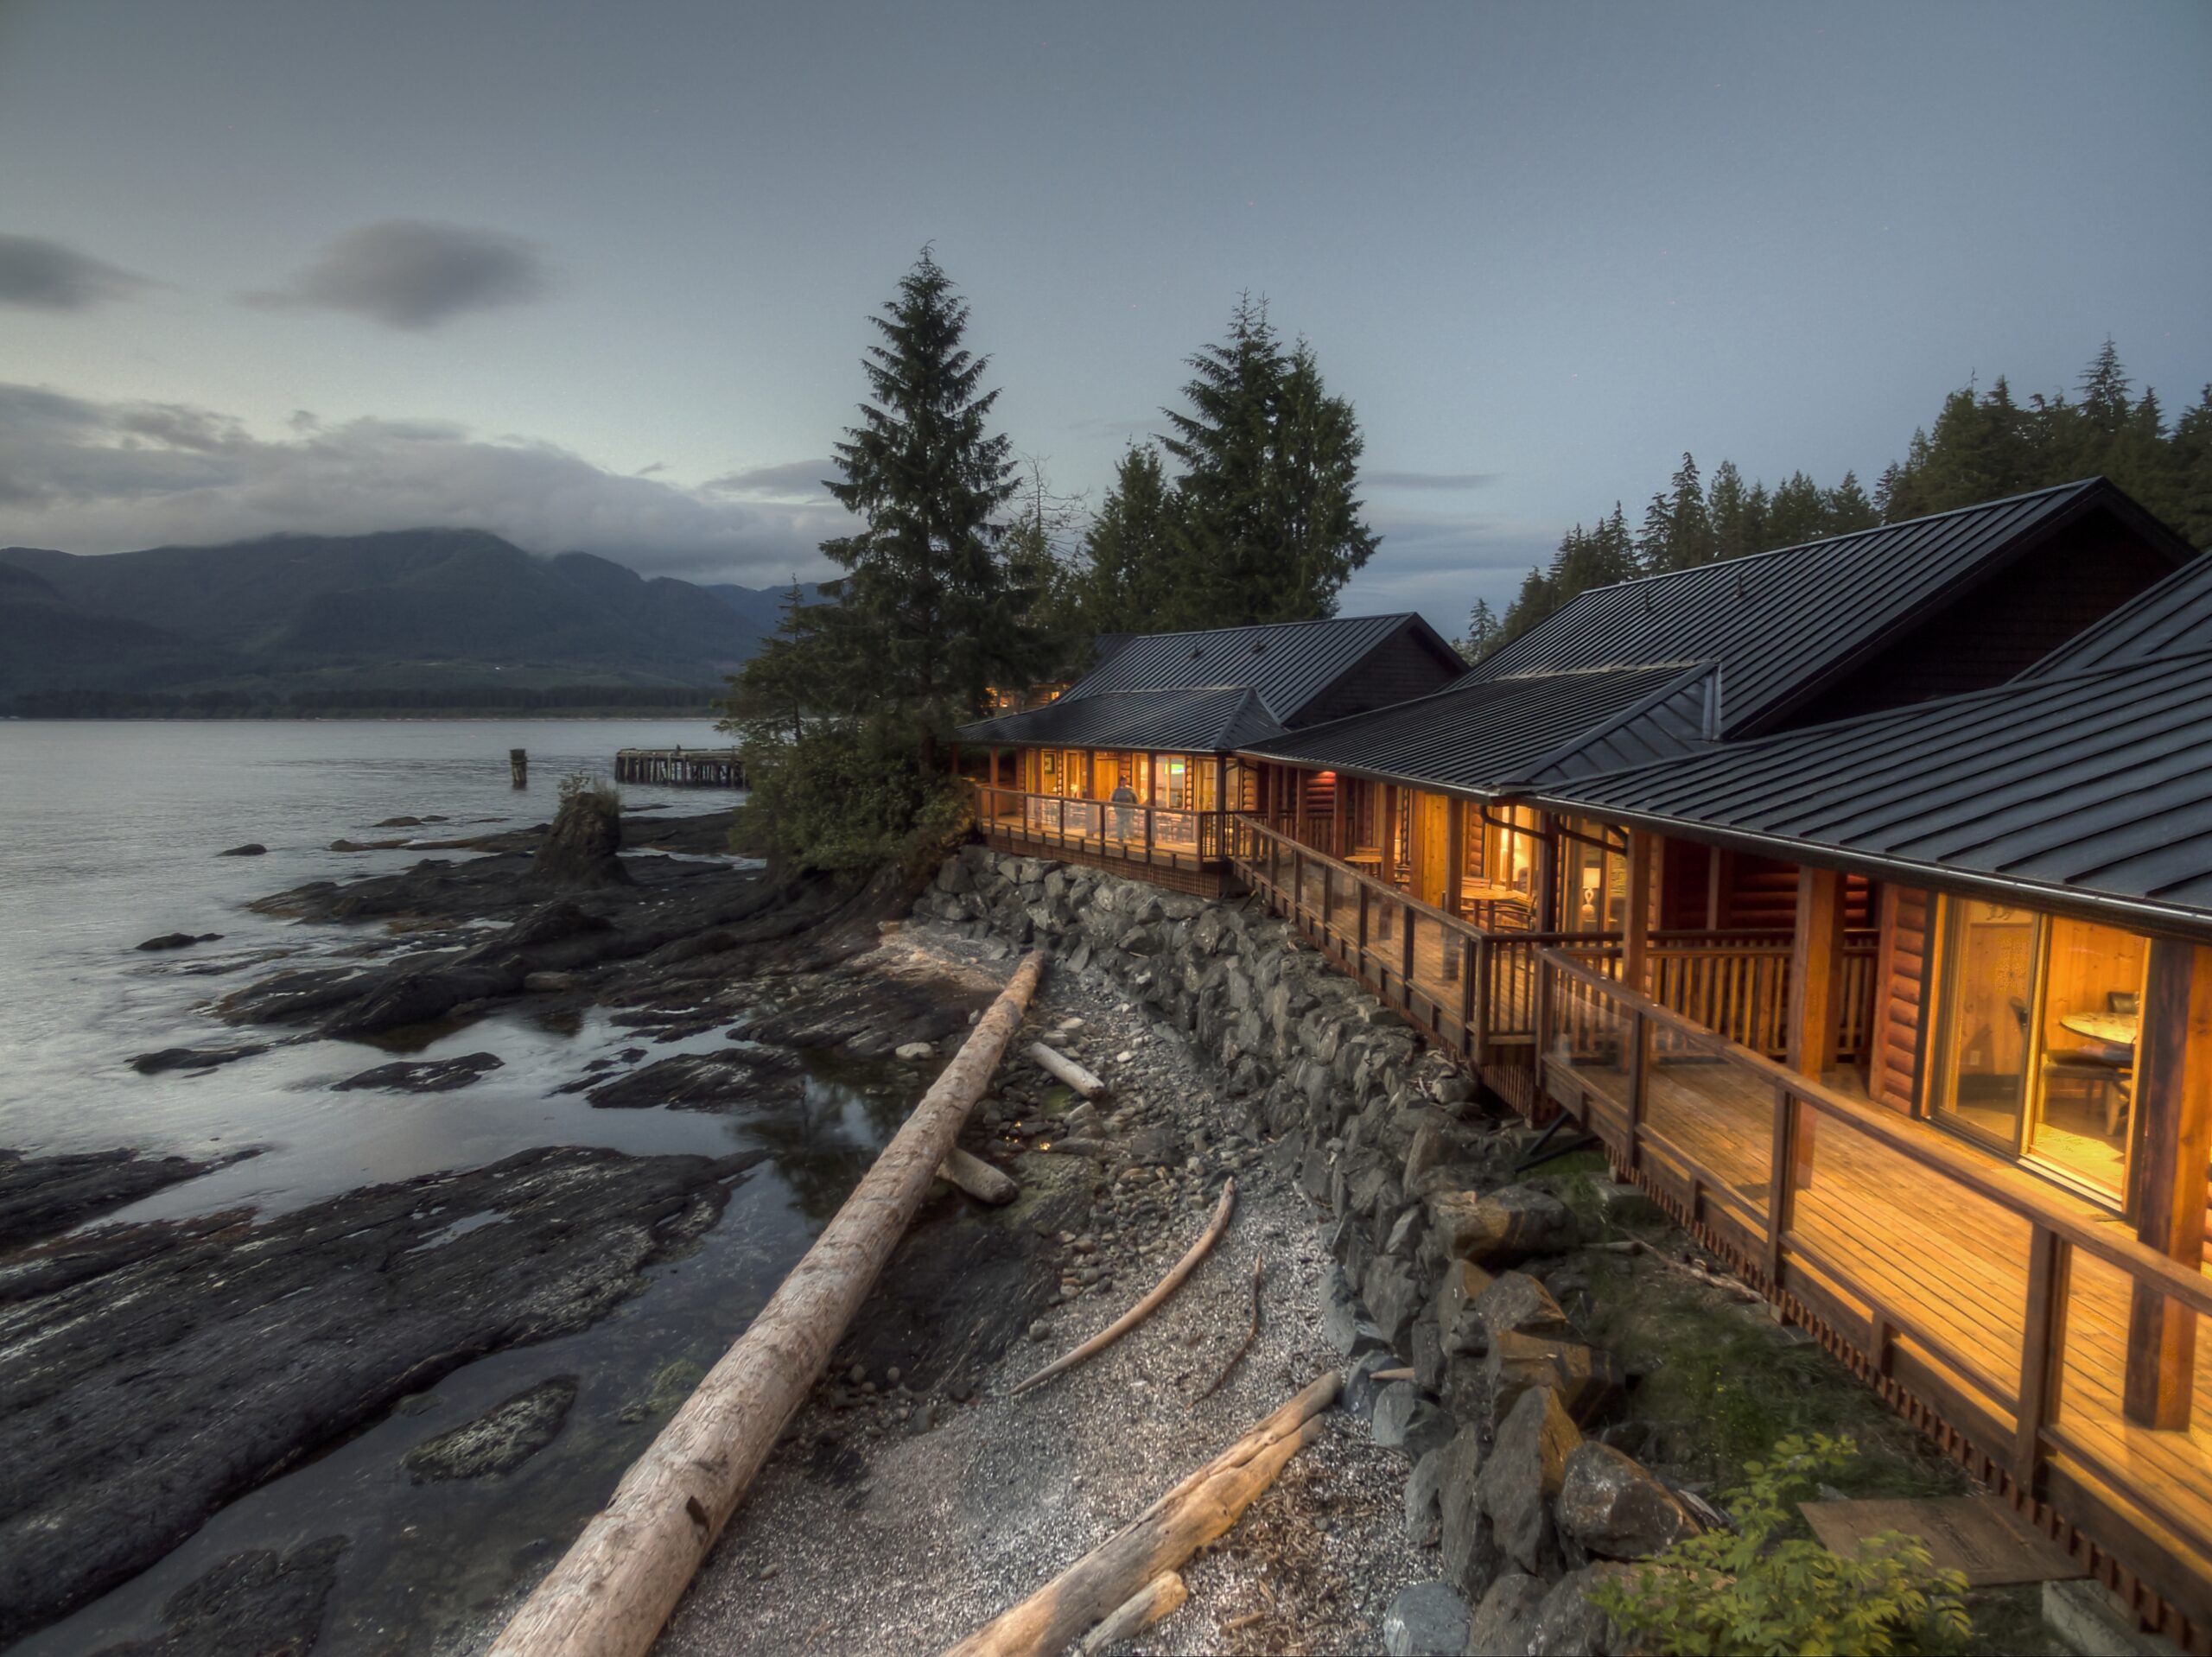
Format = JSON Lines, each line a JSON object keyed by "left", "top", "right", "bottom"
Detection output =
{"left": 1110, "top": 780, "right": 1137, "bottom": 842}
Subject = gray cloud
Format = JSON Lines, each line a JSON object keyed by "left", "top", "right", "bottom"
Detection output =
{"left": 245, "top": 219, "right": 548, "bottom": 330}
{"left": 702, "top": 458, "right": 839, "bottom": 499}
{"left": 0, "top": 233, "right": 150, "bottom": 312}
{"left": 1365, "top": 469, "right": 1498, "bottom": 492}
{"left": 0, "top": 381, "right": 853, "bottom": 585}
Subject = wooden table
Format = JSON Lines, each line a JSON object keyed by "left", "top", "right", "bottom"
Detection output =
{"left": 2059, "top": 1011, "right": 2137, "bottom": 1051}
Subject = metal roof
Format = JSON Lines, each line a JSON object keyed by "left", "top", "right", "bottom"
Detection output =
{"left": 1055, "top": 612, "right": 1460, "bottom": 721}
{"left": 1535, "top": 651, "right": 2212, "bottom": 934}
{"left": 1464, "top": 479, "right": 2191, "bottom": 738}
{"left": 2022, "top": 549, "right": 2212, "bottom": 678}
{"left": 1238, "top": 663, "right": 1718, "bottom": 797}
{"left": 957, "top": 685, "right": 1285, "bottom": 751}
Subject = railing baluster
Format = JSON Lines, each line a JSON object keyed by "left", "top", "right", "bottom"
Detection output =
{"left": 1764, "top": 1082, "right": 1796, "bottom": 1283}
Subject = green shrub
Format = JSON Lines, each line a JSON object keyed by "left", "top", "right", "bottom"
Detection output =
{"left": 1588, "top": 1434, "right": 1972, "bottom": 1656}
{"left": 733, "top": 715, "right": 969, "bottom": 875}
{"left": 556, "top": 771, "right": 620, "bottom": 812}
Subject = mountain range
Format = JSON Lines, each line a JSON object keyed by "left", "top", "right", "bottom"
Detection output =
{"left": 0, "top": 530, "right": 821, "bottom": 713}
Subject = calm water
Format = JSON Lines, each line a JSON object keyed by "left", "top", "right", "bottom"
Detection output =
{"left": 0, "top": 720, "right": 921, "bottom": 1653}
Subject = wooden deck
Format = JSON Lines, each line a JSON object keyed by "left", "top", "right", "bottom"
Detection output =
{"left": 1236, "top": 819, "right": 2212, "bottom": 1642}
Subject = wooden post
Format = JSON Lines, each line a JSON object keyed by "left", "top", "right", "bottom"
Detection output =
{"left": 1444, "top": 798, "right": 1466, "bottom": 918}
{"left": 1294, "top": 771, "right": 1310, "bottom": 846}
{"left": 1705, "top": 845, "right": 1726, "bottom": 930}
{"left": 489, "top": 953, "right": 1048, "bottom": 1657}
{"left": 2124, "top": 940, "right": 2212, "bottom": 1429}
{"left": 1622, "top": 828, "right": 1654, "bottom": 992}
{"left": 509, "top": 748, "right": 528, "bottom": 788}
{"left": 1786, "top": 866, "right": 1847, "bottom": 1191}
{"left": 1379, "top": 785, "right": 1399, "bottom": 887}
{"left": 1330, "top": 772, "right": 1347, "bottom": 859}
{"left": 1532, "top": 813, "right": 1557, "bottom": 934}
{"left": 2018, "top": 1223, "right": 2072, "bottom": 1484}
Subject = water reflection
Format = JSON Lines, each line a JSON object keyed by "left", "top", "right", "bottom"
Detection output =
{"left": 742, "top": 1052, "right": 917, "bottom": 1222}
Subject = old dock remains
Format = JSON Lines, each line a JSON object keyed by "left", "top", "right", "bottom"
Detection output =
{"left": 615, "top": 746, "right": 746, "bottom": 787}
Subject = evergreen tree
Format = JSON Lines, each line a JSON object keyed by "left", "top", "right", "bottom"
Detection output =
{"left": 1708, "top": 460, "right": 1761, "bottom": 562}
{"left": 1497, "top": 564, "right": 1557, "bottom": 646}
{"left": 2171, "top": 385, "right": 2212, "bottom": 549}
{"left": 814, "top": 250, "right": 1027, "bottom": 768}
{"left": 1764, "top": 471, "right": 1828, "bottom": 548}
{"left": 1160, "top": 295, "right": 1377, "bottom": 627}
{"left": 1464, "top": 597, "right": 1499, "bottom": 661}
{"left": 1659, "top": 452, "right": 1714, "bottom": 570}
{"left": 1080, "top": 441, "right": 1179, "bottom": 635}
{"left": 1636, "top": 491, "right": 1673, "bottom": 572}
{"left": 1823, "top": 470, "right": 1878, "bottom": 534}
{"left": 2079, "top": 339, "right": 2133, "bottom": 435}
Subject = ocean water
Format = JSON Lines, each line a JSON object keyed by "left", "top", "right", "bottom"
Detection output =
{"left": 0, "top": 719, "right": 922, "bottom": 1652}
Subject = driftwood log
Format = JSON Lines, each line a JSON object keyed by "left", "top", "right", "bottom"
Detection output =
{"left": 1010, "top": 1178, "right": 1236, "bottom": 1396}
{"left": 938, "top": 1146, "right": 1018, "bottom": 1205}
{"left": 1192, "top": 1256, "right": 1264, "bottom": 1404}
{"left": 1075, "top": 1571, "right": 1187, "bottom": 1654}
{"left": 1026, "top": 1041, "right": 1107, "bottom": 1100}
{"left": 942, "top": 1371, "right": 1341, "bottom": 1657}
{"left": 487, "top": 951, "right": 1050, "bottom": 1657}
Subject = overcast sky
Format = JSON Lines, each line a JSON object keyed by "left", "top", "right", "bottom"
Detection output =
{"left": 3, "top": 1, "right": 2207, "bottom": 632}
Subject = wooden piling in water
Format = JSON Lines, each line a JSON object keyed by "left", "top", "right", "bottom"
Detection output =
{"left": 510, "top": 748, "right": 528, "bottom": 788}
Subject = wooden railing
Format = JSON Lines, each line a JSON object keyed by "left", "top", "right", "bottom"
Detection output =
{"left": 1535, "top": 947, "right": 2212, "bottom": 1618}
{"left": 970, "top": 784, "right": 1230, "bottom": 870}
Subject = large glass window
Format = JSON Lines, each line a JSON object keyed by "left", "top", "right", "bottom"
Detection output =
{"left": 1560, "top": 818, "right": 1626, "bottom": 935}
{"left": 1930, "top": 898, "right": 2144, "bottom": 1202}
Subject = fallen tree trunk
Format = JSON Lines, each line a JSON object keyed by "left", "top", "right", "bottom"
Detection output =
{"left": 488, "top": 949, "right": 1049, "bottom": 1657}
{"left": 938, "top": 1146, "right": 1018, "bottom": 1205}
{"left": 942, "top": 1371, "right": 1340, "bottom": 1657}
{"left": 1076, "top": 1571, "right": 1186, "bottom": 1654}
{"left": 1026, "top": 1041, "right": 1107, "bottom": 1100}
{"left": 1010, "top": 1177, "right": 1235, "bottom": 1396}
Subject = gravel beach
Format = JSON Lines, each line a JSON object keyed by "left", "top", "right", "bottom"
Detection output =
{"left": 658, "top": 921, "right": 1431, "bottom": 1657}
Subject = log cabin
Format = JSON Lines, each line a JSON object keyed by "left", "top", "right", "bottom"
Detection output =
{"left": 955, "top": 612, "right": 1464, "bottom": 892}
{"left": 1215, "top": 481, "right": 2212, "bottom": 1643}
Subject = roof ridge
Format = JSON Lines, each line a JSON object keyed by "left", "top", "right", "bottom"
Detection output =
{"left": 1105, "top": 612, "right": 1417, "bottom": 644}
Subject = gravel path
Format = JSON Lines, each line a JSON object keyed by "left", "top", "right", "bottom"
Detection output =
{"left": 658, "top": 924, "right": 1431, "bottom": 1656}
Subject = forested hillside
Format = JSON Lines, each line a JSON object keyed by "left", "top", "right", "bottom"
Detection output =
{"left": 1478, "top": 343, "right": 2212, "bottom": 652}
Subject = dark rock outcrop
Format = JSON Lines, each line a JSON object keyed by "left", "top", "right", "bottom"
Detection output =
{"left": 215, "top": 843, "right": 265, "bottom": 857}
{"left": 130, "top": 1044, "right": 268, "bottom": 1076}
{"left": 92, "top": 1536, "right": 346, "bottom": 1657}
{"left": 530, "top": 784, "right": 630, "bottom": 888}
{"left": 135, "top": 932, "right": 222, "bottom": 952}
{"left": 0, "top": 1148, "right": 235, "bottom": 1254}
{"left": 333, "top": 1051, "right": 505, "bottom": 1094}
{"left": 402, "top": 1374, "right": 577, "bottom": 1482}
{"left": 0, "top": 1145, "right": 760, "bottom": 1644}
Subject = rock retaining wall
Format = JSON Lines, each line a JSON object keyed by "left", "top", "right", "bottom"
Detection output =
{"left": 916, "top": 848, "right": 1704, "bottom": 1655}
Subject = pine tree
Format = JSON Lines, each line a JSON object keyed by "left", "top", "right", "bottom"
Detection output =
{"left": 1708, "top": 460, "right": 1760, "bottom": 562}
{"left": 2171, "top": 385, "right": 2212, "bottom": 549}
{"left": 1636, "top": 491, "right": 1673, "bottom": 572}
{"left": 1160, "top": 295, "right": 1377, "bottom": 626}
{"left": 800, "top": 249, "right": 1025, "bottom": 768}
{"left": 2079, "top": 339, "right": 2133, "bottom": 435}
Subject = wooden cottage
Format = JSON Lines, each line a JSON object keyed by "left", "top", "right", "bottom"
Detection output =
{"left": 1218, "top": 480, "right": 2212, "bottom": 1641}
{"left": 956, "top": 613, "right": 1463, "bottom": 891}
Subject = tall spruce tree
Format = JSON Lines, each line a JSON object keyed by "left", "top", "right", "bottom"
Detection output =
{"left": 1080, "top": 441, "right": 1180, "bottom": 635}
{"left": 816, "top": 250, "right": 1027, "bottom": 769}
{"left": 1159, "top": 295, "right": 1377, "bottom": 626}
{"left": 1464, "top": 597, "right": 1499, "bottom": 661}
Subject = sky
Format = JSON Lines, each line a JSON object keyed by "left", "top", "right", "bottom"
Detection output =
{"left": 2, "top": 0, "right": 2208, "bottom": 633}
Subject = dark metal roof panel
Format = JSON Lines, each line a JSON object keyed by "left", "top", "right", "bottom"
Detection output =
{"left": 1054, "top": 613, "right": 1456, "bottom": 721}
{"left": 2022, "top": 549, "right": 2212, "bottom": 677}
{"left": 1464, "top": 480, "right": 2114, "bottom": 736}
{"left": 1238, "top": 663, "right": 1713, "bottom": 794}
{"left": 956, "top": 685, "right": 1284, "bottom": 752}
{"left": 1541, "top": 651, "right": 2212, "bottom": 923}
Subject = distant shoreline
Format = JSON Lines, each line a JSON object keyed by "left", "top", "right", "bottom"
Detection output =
{"left": 3, "top": 706, "right": 722, "bottom": 721}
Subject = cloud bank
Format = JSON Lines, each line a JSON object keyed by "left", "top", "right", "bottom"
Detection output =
{"left": 0, "top": 382, "right": 853, "bottom": 583}
{"left": 245, "top": 219, "right": 548, "bottom": 330}
{"left": 0, "top": 233, "right": 149, "bottom": 312}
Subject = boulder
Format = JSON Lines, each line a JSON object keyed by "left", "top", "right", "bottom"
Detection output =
{"left": 334, "top": 1052, "right": 505, "bottom": 1095}
{"left": 1363, "top": 1254, "right": 1423, "bottom": 1351}
{"left": 1321, "top": 1269, "right": 1389, "bottom": 1358}
{"left": 1591, "top": 1178, "right": 1662, "bottom": 1227}
{"left": 1467, "top": 1270, "right": 1573, "bottom": 1354}
{"left": 1413, "top": 1316, "right": 1446, "bottom": 1394}
{"left": 130, "top": 1044, "right": 268, "bottom": 1076}
{"left": 1555, "top": 1442, "right": 1694, "bottom": 1561}
{"left": 1526, "top": 1562, "right": 1630, "bottom": 1656}
{"left": 1381, "top": 1580, "right": 1470, "bottom": 1656}
{"left": 1428, "top": 1184, "right": 1579, "bottom": 1266}
{"left": 1404, "top": 1443, "right": 1450, "bottom": 1546}
{"left": 893, "top": 1041, "right": 936, "bottom": 1061}
{"left": 1436, "top": 1259, "right": 1498, "bottom": 1355}
{"left": 1485, "top": 1331, "right": 1626, "bottom": 1428}
{"left": 1343, "top": 1349, "right": 1395, "bottom": 1419}
{"left": 1372, "top": 1381, "right": 1456, "bottom": 1460}
{"left": 1478, "top": 1384, "right": 1580, "bottom": 1574}
{"left": 137, "top": 931, "right": 222, "bottom": 951}
{"left": 1437, "top": 1425, "right": 1503, "bottom": 1603}
{"left": 217, "top": 843, "right": 266, "bottom": 856}
{"left": 1465, "top": 1572, "right": 1547, "bottom": 1657}
{"left": 530, "top": 784, "right": 631, "bottom": 887}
